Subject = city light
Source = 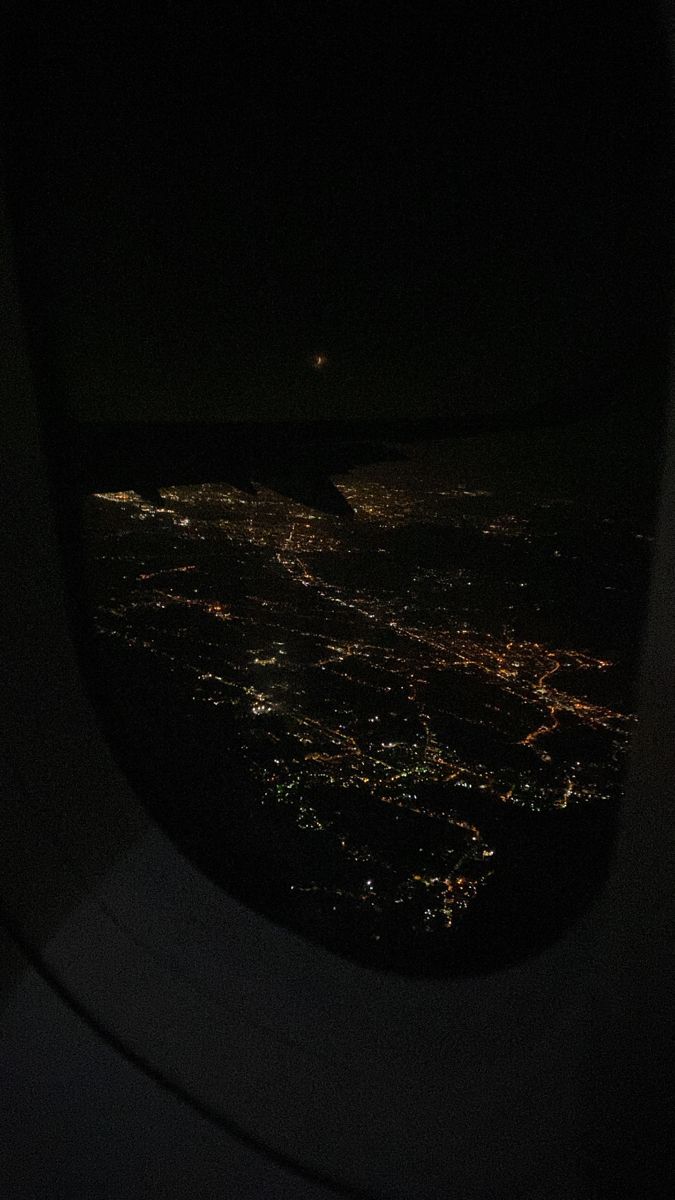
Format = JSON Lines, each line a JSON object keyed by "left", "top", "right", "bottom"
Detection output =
{"left": 85, "top": 453, "right": 639, "bottom": 944}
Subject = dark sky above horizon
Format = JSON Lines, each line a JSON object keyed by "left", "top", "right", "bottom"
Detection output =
{"left": 2, "top": 1, "right": 673, "bottom": 424}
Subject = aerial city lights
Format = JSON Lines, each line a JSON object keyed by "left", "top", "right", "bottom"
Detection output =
{"left": 87, "top": 443, "right": 643, "bottom": 948}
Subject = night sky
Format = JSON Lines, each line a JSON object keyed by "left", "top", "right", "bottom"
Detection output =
{"left": 1, "top": 1, "right": 673, "bottom": 424}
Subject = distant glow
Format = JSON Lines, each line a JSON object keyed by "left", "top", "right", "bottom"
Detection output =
{"left": 311, "top": 353, "right": 328, "bottom": 370}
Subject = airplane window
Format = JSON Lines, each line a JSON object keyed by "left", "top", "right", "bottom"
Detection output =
{"left": 75, "top": 412, "right": 664, "bottom": 975}
{"left": 2, "top": 2, "right": 671, "bottom": 974}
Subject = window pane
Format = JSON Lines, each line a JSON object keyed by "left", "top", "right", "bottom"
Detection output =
{"left": 77, "top": 406, "right": 662, "bottom": 973}
{"left": 2, "top": 2, "right": 671, "bottom": 972}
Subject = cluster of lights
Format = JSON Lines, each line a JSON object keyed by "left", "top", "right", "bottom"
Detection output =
{"left": 86, "top": 469, "right": 638, "bottom": 938}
